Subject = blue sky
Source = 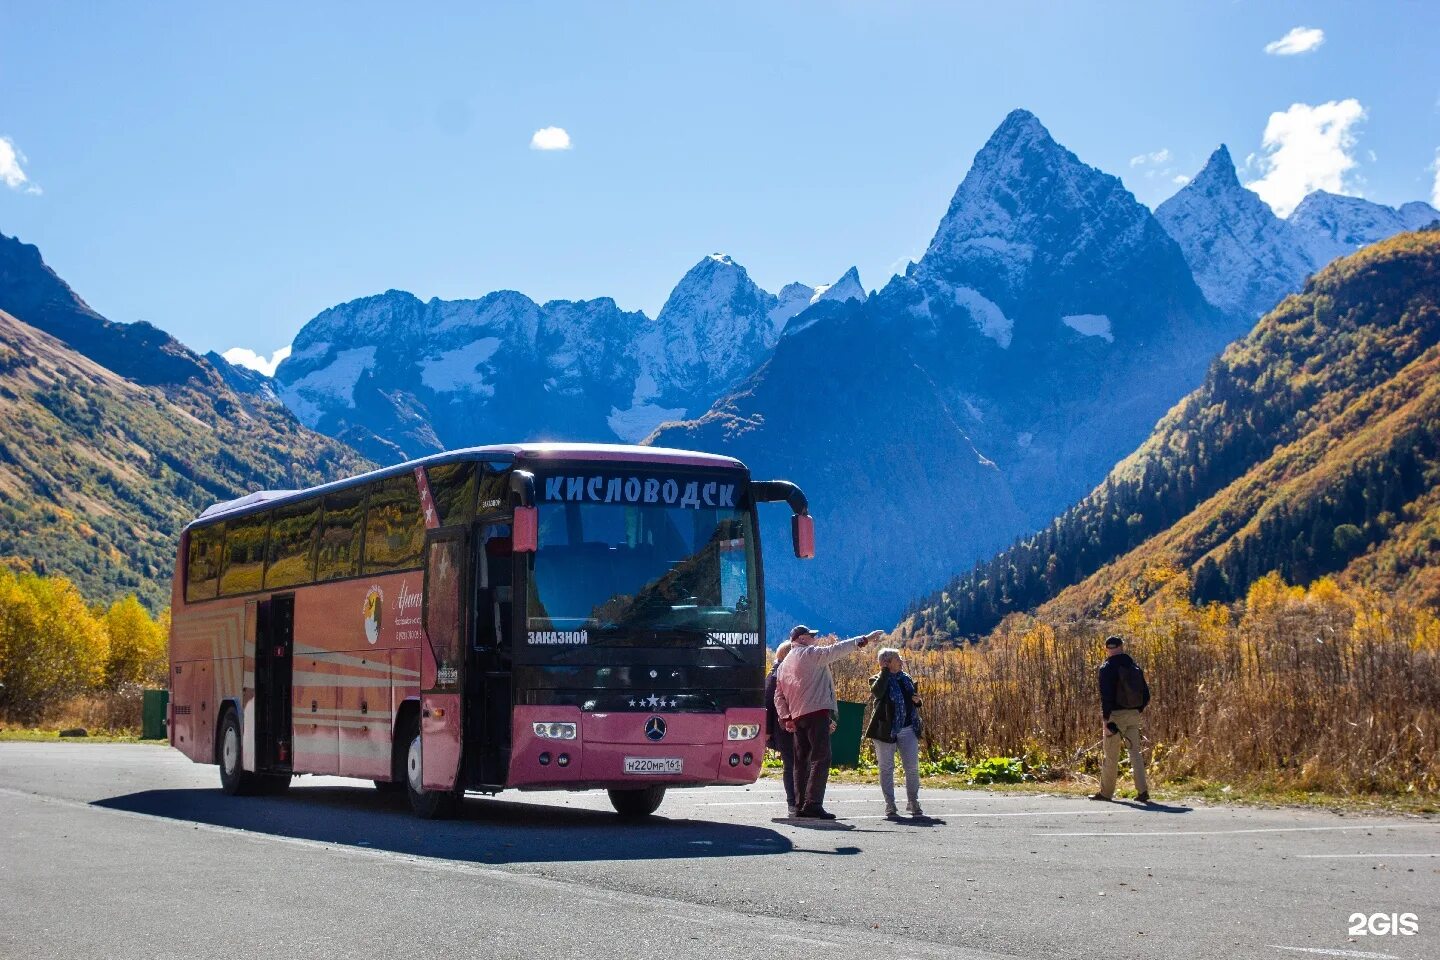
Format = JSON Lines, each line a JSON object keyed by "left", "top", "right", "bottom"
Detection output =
{"left": 0, "top": 2, "right": 1436, "bottom": 364}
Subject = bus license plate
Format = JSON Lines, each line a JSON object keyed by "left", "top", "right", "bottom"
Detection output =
{"left": 624, "top": 757, "right": 682, "bottom": 775}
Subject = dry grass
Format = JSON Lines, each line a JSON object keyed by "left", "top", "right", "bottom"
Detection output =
{"left": 0, "top": 686, "right": 148, "bottom": 737}
{"left": 833, "top": 572, "right": 1440, "bottom": 799}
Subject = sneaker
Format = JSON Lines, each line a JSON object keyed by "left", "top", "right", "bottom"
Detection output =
{"left": 786, "top": 804, "right": 799, "bottom": 817}
{"left": 799, "top": 806, "right": 837, "bottom": 820}
{"left": 906, "top": 801, "right": 924, "bottom": 816}
{"left": 1088, "top": 792, "right": 1112, "bottom": 801}
{"left": 884, "top": 802, "right": 898, "bottom": 817}
{"left": 1135, "top": 792, "right": 1151, "bottom": 804}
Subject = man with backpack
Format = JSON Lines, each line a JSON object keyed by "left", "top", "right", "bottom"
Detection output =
{"left": 1091, "top": 635, "right": 1151, "bottom": 804}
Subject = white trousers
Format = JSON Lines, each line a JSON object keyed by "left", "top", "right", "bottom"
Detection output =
{"left": 873, "top": 726, "right": 920, "bottom": 805}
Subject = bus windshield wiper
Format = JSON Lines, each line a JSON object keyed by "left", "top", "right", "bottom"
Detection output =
{"left": 704, "top": 633, "right": 746, "bottom": 663}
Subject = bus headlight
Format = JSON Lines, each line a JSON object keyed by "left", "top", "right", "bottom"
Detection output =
{"left": 533, "top": 722, "right": 577, "bottom": 740}
{"left": 726, "top": 723, "right": 760, "bottom": 741}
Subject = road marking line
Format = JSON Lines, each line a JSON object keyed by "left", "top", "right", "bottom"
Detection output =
{"left": 1038, "top": 824, "right": 1434, "bottom": 837}
{"left": 1295, "top": 853, "right": 1440, "bottom": 859}
{"left": 1271, "top": 946, "right": 1401, "bottom": 959}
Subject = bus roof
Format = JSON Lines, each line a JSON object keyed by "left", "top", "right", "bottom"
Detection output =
{"left": 191, "top": 442, "right": 748, "bottom": 527}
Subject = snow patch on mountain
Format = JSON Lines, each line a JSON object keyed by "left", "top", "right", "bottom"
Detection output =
{"left": 607, "top": 402, "right": 688, "bottom": 443}
{"left": 278, "top": 345, "right": 377, "bottom": 425}
{"left": 953, "top": 286, "right": 1012, "bottom": 347}
{"left": 1062, "top": 314, "right": 1113, "bottom": 341}
{"left": 420, "top": 338, "right": 502, "bottom": 394}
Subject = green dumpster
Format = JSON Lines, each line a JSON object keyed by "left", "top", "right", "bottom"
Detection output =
{"left": 142, "top": 689, "right": 169, "bottom": 740}
{"left": 830, "top": 699, "right": 867, "bottom": 767}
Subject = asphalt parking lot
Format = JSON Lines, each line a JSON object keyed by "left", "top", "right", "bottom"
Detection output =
{"left": 1, "top": 742, "right": 1435, "bottom": 960}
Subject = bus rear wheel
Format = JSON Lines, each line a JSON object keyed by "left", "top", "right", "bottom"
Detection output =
{"left": 608, "top": 786, "right": 665, "bottom": 818}
{"left": 402, "top": 718, "right": 460, "bottom": 820}
{"left": 217, "top": 710, "right": 256, "bottom": 796}
{"left": 218, "top": 710, "right": 291, "bottom": 796}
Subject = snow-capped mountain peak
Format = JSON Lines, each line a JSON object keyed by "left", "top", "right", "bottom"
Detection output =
{"left": 1289, "top": 191, "right": 1440, "bottom": 266}
{"left": 1155, "top": 144, "right": 1312, "bottom": 320}
{"left": 811, "top": 266, "right": 866, "bottom": 305}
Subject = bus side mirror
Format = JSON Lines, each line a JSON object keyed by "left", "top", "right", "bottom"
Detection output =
{"left": 513, "top": 507, "right": 538, "bottom": 553}
{"left": 792, "top": 514, "right": 815, "bottom": 559}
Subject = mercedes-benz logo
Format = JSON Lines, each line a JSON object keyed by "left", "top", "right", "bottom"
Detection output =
{"left": 644, "top": 716, "right": 667, "bottom": 742}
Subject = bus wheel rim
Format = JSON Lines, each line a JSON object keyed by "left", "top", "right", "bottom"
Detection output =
{"left": 407, "top": 736, "right": 422, "bottom": 791}
{"left": 223, "top": 724, "right": 238, "bottom": 776}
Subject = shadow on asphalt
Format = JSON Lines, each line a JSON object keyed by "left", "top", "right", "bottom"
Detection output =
{"left": 92, "top": 784, "right": 795, "bottom": 865}
{"left": 1115, "top": 800, "right": 1192, "bottom": 813}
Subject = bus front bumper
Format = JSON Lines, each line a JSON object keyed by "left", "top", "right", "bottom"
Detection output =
{"left": 507, "top": 705, "right": 766, "bottom": 790}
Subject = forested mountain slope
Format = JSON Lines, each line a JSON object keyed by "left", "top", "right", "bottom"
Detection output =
{"left": 0, "top": 313, "right": 369, "bottom": 610}
{"left": 905, "top": 229, "right": 1440, "bottom": 640}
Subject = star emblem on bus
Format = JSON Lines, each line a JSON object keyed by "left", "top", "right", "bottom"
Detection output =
{"left": 627, "top": 696, "right": 678, "bottom": 709}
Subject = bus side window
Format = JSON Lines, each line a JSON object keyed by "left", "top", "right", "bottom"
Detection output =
{"left": 316, "top": 487, "right": 365, "bottom": 582}
{"left": 363, "top": 474, "right": 425, "bottom": 575}
{"left": 265, "top": 498, "right": 321, "bottom": 590}
{"left": 219, "top": 513, "right": 270, "bottom": 597}
{"left": 426, "top": 462, "right": 477, "bottom": 528}
{"left": 475, "top": 525, "right": 512, "bottom": 650}
{"left": 186, "top": 523, "right": 224, "bottom": 602}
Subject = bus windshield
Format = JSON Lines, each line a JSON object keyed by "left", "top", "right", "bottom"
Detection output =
{"left": 527, "top": 499, "right": 758, "bottom": 638}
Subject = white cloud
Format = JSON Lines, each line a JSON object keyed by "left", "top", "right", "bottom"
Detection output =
{"left": 530, "top": 126, "right": 572, "bottom": 151}
{"left": 1129, "top": 148, "right": 1171, "bottom": 167}
{"left": 1172, "top": 174, "right": 1192, "bottom": 187}
{"left": 1432, "top": 149, "right": 1440, "bottom": 208}
{"left": 1245, "top": 99, "right": 1366, "bottom": 217}
{"left": 0, "top": 137, "right": 39, "bottom": 194}
{"left": 223, "top": 345, "right": 292, "bottom": 378}
{"left": 1265, "top": 26, "right": 1325, "bottom": 56}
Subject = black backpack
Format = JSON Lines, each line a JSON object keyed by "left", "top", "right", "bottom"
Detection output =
{"left": 1115, "top": 660, "right": 1149, "bottom": 710}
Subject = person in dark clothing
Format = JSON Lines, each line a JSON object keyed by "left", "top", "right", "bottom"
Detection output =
{"left": 864, "top": 647, "right": 923, "bottom": 817}
{"left": 1091, "top": 635, "right": 1151, "bottom": 803}
{"left": 764, "top": 640, "right": 798, "bottom": 816}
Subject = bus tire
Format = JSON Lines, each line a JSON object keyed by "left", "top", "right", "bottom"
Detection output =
{"left": 608, "top": 786, "right": 665, "bottom": 818}
{"left": 217, "top": 709, "right": 257, "bottom": 796}
{"left": 401, "top": 716, "right": 459, "bottom": 820}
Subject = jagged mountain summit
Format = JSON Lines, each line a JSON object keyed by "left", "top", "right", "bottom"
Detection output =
{"left": 1154, "top": 145, "right": 1314, "bottom": 320}
{"left": 1157, "top": 150, "right": 1440, "bottom": 320}
{"left": 905, "top": 230, "right": 1440, "bottom": 641}
{"left": 272, "top": 258, "right": 865, "bottom": 460}
{"left": 655, "top": 109, "right": 1231, "bottom": 630}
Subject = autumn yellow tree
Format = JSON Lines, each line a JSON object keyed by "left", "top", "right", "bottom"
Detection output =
{"left": 103, "top": 594, "right": 167, "bottom": 689}
{"left": 0, "top": 569, "right": 109, "bottom": 723}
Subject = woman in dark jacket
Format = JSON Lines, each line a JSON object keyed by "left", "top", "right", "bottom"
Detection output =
{"left": 865, "top": 647, "right": 923, "bottom": 817}
{"left": 764, "top": 641, "right": 797, "bottom": 816}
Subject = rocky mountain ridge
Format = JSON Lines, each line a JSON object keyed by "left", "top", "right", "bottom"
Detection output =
{"left": 1156, "top": 146, "right": 1440, "bottom": 320}
{"left": 272, "top": 259, "right": 866, "bottom": 462}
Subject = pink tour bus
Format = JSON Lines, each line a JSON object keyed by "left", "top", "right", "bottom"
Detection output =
{"left": 168, "top": 443, "right": 814, "bottom": 818}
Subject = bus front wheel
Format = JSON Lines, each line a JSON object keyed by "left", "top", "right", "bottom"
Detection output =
{"left": 403, "top": 720, "right": 460, "bottom": 820}
{"left": 608, "top": 786, "right": 665, "bottom": 818}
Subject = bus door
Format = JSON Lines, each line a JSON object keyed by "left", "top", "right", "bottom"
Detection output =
{"left": 255, "top": 595, "right": 294, "bottom": 770}
{"left": 468, "top": 522, "right": 514, "bottom": 786}
{"left": 421, "top": 528, "right": 467, "bottom": 791}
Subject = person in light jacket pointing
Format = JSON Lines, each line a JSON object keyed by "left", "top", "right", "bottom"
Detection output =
{"left": 774, "top": 624, "right": 882, "bottom": 819}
